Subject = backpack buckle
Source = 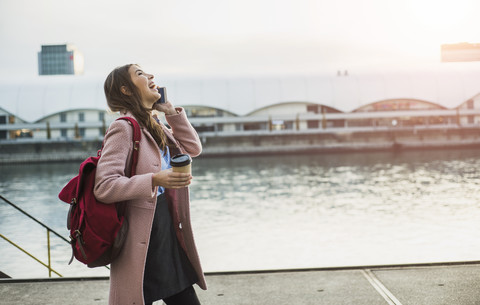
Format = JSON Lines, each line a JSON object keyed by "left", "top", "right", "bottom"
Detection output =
{"left": 133, "top": 141, "right": 140, "bottom": 151}
{"left": 74, "top": 230, "right": 84, "bottom": 244}
{"left": 70, "top": 230, "right": 81, "bottom": 240}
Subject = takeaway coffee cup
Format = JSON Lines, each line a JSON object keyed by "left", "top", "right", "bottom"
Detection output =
{"left": 170, "top": 154, "right": 192, "bottom": 174}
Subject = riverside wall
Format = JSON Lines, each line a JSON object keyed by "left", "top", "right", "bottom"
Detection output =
{"left": 1, "top": 127, "right": 480, "bottom": 164}
{"left": 0, "top": 140, "right": 103, "bottom": 164}
{"left": 200, "top": 127, "right": 480, "bottom": 156}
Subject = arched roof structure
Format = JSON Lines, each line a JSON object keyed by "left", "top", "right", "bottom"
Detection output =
{"left": 353, "top": 98, "right": 447, "bottom": 112}
{"left": 246, "top": 101, "right": 343, "bottom": 116}
{"left": 181, "top": 105, "right": 238, "bottom": 117}
{"left": 34, "top": 108, "right": 107, "bottom": 123}
{"left": 0, "top": 76, "right": 105, "bottom": 122}
{"left": 1, "top": 66, "right": 480, "bottom": 122}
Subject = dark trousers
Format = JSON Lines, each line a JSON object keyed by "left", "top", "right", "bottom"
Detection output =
{"left": 145, "top": 286, "right": 201, "bottom": 305}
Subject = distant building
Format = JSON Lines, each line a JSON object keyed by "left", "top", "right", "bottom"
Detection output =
{"left": 2, "top": 67, "right": 480, "bottom": 141}
{"left": 441, "top": 42, "right": 480, "bottom": 62}
{"left": 0, "top": 107, "right": 30, "bottom": 140}
{"left": 38, "top": 44, "right": 84, "bottom": 75}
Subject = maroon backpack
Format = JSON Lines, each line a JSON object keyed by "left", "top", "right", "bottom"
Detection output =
{"left": 58, "top": 117, "right": 141, "bottom": 267}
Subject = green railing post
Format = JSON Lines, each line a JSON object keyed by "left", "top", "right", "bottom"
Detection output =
{"left": 0, "top": 195, "right": 112, "bottom": 276}
{"left": 47, "top": 229, "right": 52, "bottom": 278}
{"left": 0, "top": 233, "right": 62, "bottom": 277}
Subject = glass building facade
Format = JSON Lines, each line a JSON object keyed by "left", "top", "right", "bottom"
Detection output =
{"left": 38, "top": 44, "right": 84, "bottom": 75}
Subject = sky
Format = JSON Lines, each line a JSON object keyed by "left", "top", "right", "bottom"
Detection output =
{"left": 1, "top": 0, "right": 480, "bottom": 79}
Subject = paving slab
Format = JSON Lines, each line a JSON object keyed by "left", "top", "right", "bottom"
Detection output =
{"left": 372, "top": 264, "right": 480, "bottom": 305}
{"left": 0, "top": 278, "right": 110, "bottom": 305}
{"left": 196, "top": 270, "right": 386, "bottom": 305}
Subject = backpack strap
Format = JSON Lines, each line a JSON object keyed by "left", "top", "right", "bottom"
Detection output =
{"left": 116, "top": 117, "right": 141, "bottom": 176}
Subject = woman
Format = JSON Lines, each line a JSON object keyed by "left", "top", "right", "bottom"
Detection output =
{"left": 94, "top": 64, "right": 207, "bottom": 305}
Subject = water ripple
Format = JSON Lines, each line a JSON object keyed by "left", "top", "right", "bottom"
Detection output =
{"left": 2, "top": 148, "right": 480, "bottom": 276}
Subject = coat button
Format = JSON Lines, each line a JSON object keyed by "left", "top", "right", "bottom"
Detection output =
{"left": 179, "top": 223, "right": 183, "bottom": 229}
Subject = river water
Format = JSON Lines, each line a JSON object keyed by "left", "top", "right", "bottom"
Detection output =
{"left": 1, "top": 148, "right": 480, "bottom": 279}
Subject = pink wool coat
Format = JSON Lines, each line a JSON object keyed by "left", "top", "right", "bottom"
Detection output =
{"left": 94, "top": 108, "right": 207, "bottom": 305}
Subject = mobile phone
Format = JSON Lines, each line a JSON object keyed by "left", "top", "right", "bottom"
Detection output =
{"left": 156, "top": 87, "right": 167, "bottom": 104}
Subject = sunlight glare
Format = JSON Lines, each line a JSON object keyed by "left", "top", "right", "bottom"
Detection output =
{"left": 407, "top": 0, "right": 474, "bottom": 30}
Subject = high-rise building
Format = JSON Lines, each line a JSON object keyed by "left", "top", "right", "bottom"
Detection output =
{"left": 441, "top": 42, "right": 480, "bottom": 62}
{"left": 38, "top": 44, "right": 84, "bottom": 75}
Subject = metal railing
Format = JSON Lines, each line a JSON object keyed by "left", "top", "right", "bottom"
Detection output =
{"left": 1, "top": 108, "right": 478, "bottom": 131}
{"left": 0, "top": 195, "right": 68, "bottom": 277}
{"left": 0, "top": 195, "right": 111, "bottom": 278}
{"left": 0, "top": 233, "right": 62, "bottom": 277}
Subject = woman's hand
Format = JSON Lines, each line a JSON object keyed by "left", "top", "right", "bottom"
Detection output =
{"left": 152, "top": 169, "right": 192, "bottom": 189}
{"left": 152, "top": 100, "right": 177, "bottom": 116}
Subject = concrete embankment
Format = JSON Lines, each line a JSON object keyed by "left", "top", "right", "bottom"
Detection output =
{"left": 0, "top": 139, "right": 103, "bottom": 164}
{"left": 1, "top": 262, "right": 480, "bottom": 304}
{"left": 2, "top": 127, "right": 480, "bottom": 164}
{"left": 199, "top": 126, "right": 480, "bottom": 156}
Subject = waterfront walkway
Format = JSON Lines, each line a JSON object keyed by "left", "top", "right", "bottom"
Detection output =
{"left": 1, "top": 262, "right": 479, "bottom": 305}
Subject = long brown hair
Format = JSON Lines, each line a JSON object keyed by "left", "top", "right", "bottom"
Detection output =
{"left": 104, "top": 64, "right": 168, "bottom": 152}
